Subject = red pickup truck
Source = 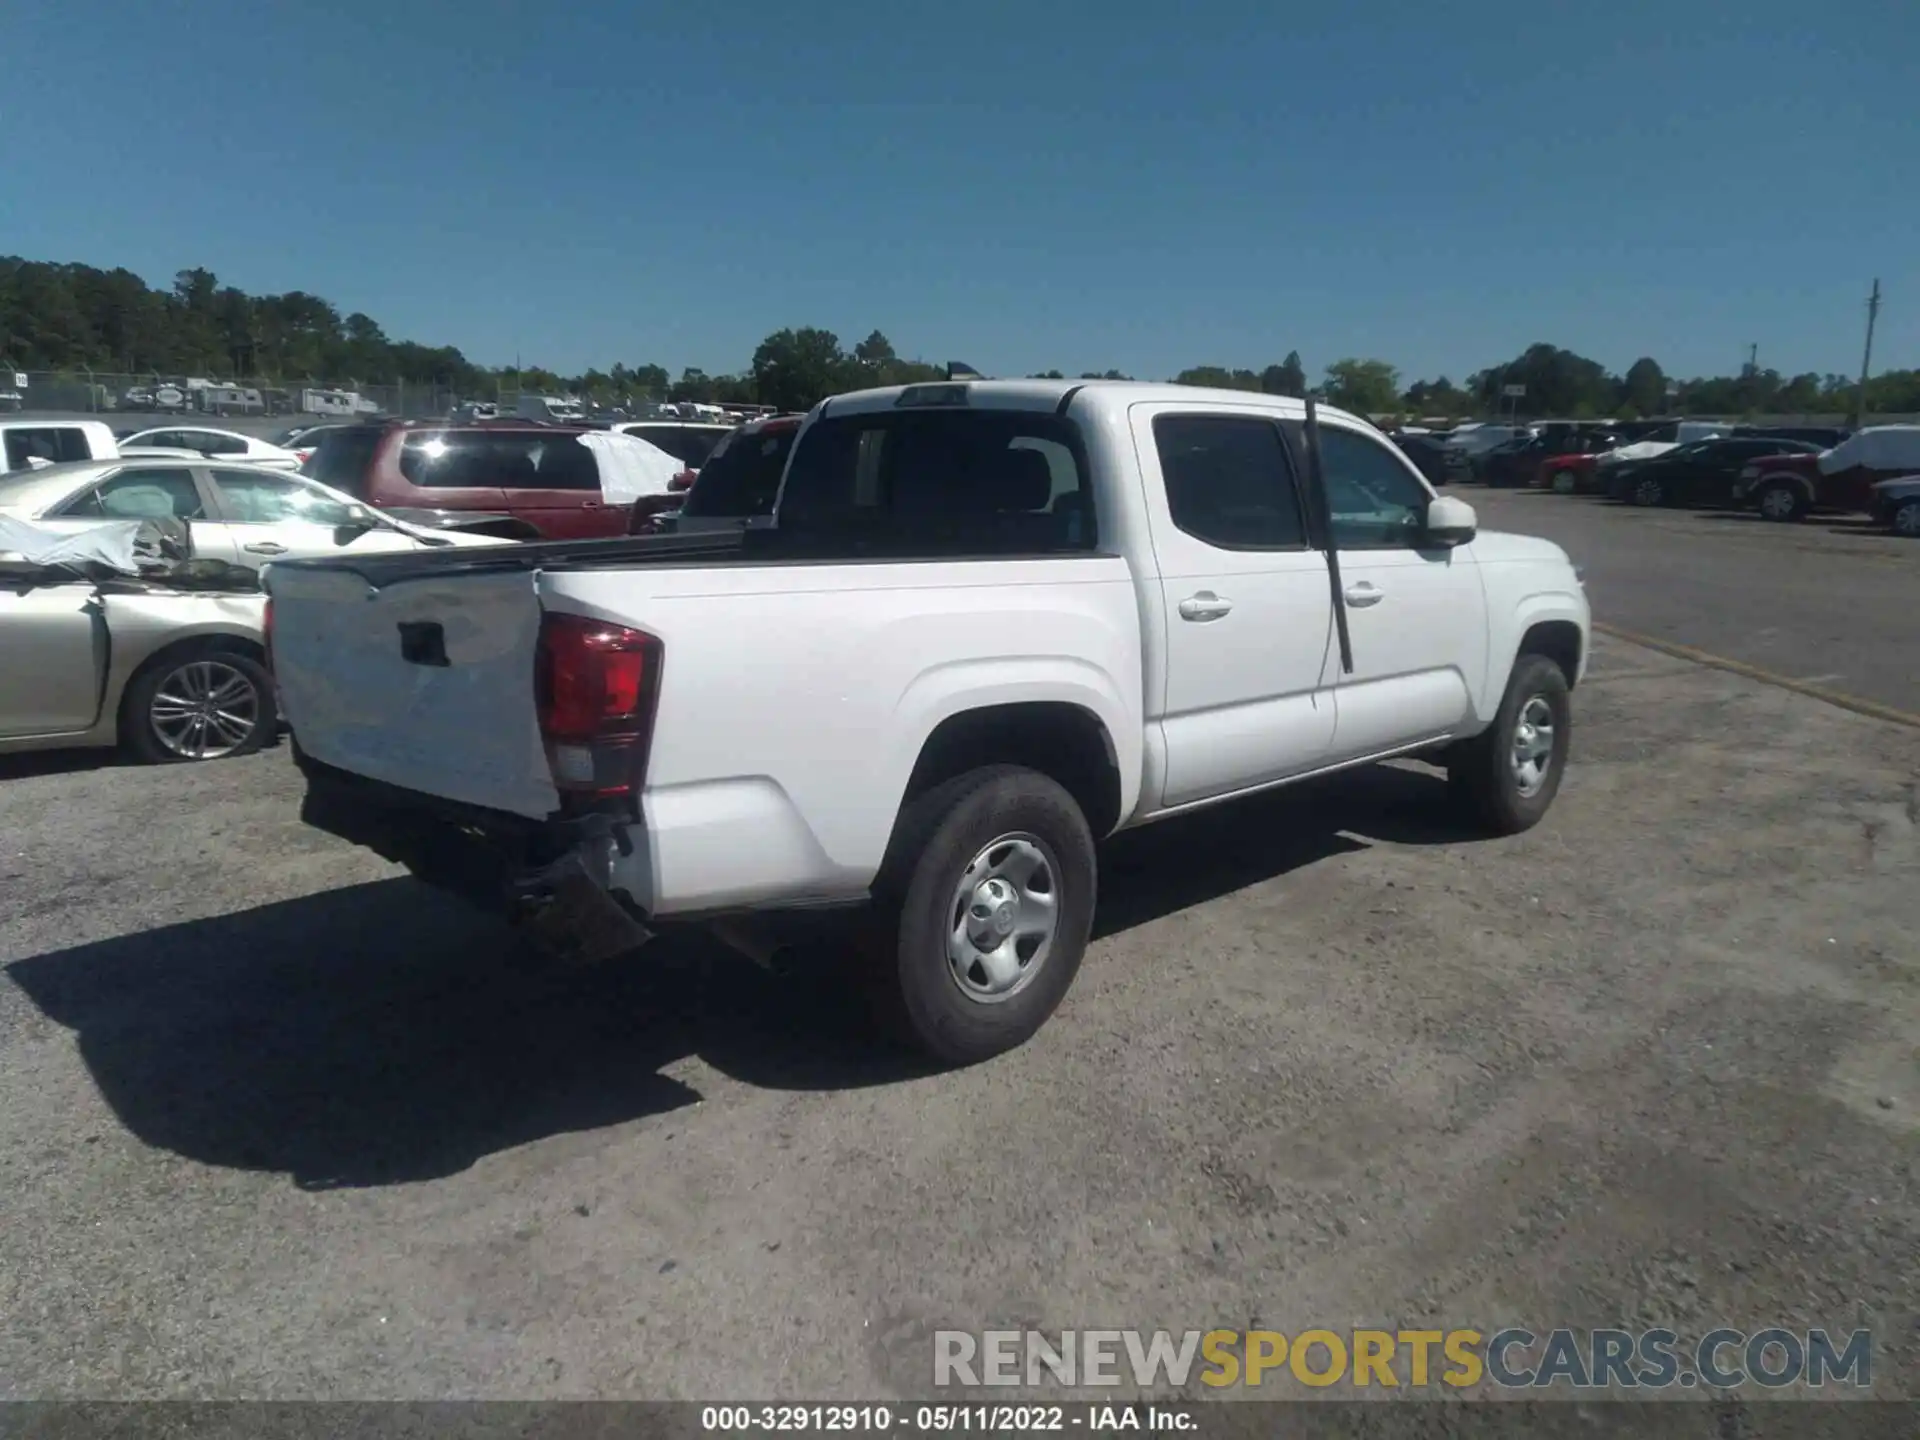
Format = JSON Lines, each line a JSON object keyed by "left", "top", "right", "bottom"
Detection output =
{"left": 1734, "top": 426, "right": 1920, "bottom": 522}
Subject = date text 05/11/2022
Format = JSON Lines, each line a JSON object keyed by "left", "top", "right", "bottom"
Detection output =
{"left": 701, "top": 1405, "right": 1195, "bottom": 1432}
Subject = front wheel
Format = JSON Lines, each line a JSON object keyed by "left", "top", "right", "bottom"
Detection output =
{"left": 1755, "top": 480, "right": 1808, "bottom": 523}
{"left": 1551, "top": 471, "right": 1576, "bottom": 495}
{"left": 1447, "top": 654, "right": 1571, "bottom": 836}
{"left": 1890, "top": 498, "right": 1920, "bottom": 538}
{"left": 121, "top": 649, "right": 275, "bottom": 764}
{"left": 867, "top": 766, "right": 1096, "bottom": 1065}
{"left": 1630, "top": 476, "right": 1666, "bottom": 507}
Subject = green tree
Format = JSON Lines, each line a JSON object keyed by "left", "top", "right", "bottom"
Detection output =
{"left": 1472, "top": 343, "right": 1614, "bottom": 417}
{"left": 1621, "top": 357, "right": 1667, "bottom": 416}
{"left": 1402, "top": 375, "right": 1469, "bottom": 415}
{"left": 751, "top": 327, "right": 849, "bottom": 412}
{"left": 671, "top": 367, "right": 716, "bottom": 403}
{"left": 1263, "top": 351, "right": 1307, "bottom": 396}
{"left": 1322, "top": 358, "right": 1401, "bottom": 413}
{"left": 1173, "top": 365, "right": 1262, "bottom": 391}
{"left": 853, "top": 329, "right": 896, "bottom": 367}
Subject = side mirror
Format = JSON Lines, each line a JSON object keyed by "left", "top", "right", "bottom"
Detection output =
{"left": 1425, "top": 495, "right": 1477, "bottom": 548}
{"left": 340, "top": 503, "right": 377, "bottom": 531}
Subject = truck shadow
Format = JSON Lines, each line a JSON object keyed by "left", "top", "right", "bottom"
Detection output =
{"left": 1093, "top": 760, "right": 1471, "bottom": 936}
{"left": 5, "top": 764, "right": 1473, "bottom": 1189}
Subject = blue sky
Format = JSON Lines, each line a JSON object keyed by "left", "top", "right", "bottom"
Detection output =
{"left": 4, "top": 0, "right": 1915, "bottom": 384}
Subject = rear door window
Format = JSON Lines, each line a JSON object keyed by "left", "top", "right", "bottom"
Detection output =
{"left": 1152, "top": 414, "right": 1307, "bottom": 549}
{"left": 401, "top": 433, "right": 601, "bottom": 490}
{"left": 778, "top": 408, "right": 1095, "bottom": 551}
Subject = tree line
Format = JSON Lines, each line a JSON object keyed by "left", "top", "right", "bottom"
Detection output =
{"left": 4, "top": 256, "right": 1913, "bottom": 418}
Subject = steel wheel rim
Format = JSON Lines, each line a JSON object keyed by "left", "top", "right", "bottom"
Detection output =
{"left": 1894, "top": 502, "right": 1920, "bottom": 537}
{"left": 149, "top": 660, "right": 259, "bottom": 759}
{"left": 945, "top": 832, "right": 1061, "bottom": 1004}
{"left": 1760, "top": 486, "right": 1796, "bottom": 519}
{"left": 1509, "top": 696, "right": 1556, "bottom": 798}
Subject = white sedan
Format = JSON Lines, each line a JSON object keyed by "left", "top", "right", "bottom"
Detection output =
{"left": 117, "top": 425, "right": 303, "bottom": 470}
{"left": 0, "top": 457, "right": 510, "bottom": 570}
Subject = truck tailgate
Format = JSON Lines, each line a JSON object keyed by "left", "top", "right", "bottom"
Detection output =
{"left": 267, "top": 564, "right": 560, "bottom": 819}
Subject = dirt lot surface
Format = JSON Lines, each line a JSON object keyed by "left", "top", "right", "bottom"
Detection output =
{"left": 2, "top": 627, "right": 1915, "bottom": 1410}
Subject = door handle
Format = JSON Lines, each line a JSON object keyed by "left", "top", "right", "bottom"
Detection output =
{"left": 1177, "top": 591, "right": 1234, "bottom": 621}
{"left": 581, "top": 500, "right": 604, "bottom": 509}
{"left": 1343, "top": 581, "right": 1384, "bottom": 607}
{"left": 243, "top": 542, "right": 288, "bottom": 555}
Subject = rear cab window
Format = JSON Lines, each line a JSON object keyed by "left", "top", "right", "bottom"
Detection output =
{"left": 776, "top": 406, "right": 1095, "bottom": 553}
{"left": 5, "top": 426, "right": 96, "bottom": 470}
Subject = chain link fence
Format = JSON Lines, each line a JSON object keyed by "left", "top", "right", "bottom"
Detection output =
{"left": 0, "top": 371, "right": 669, "bottom": 423}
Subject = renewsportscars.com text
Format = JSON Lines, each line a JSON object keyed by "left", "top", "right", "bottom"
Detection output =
{"left": 933, "top": 1327, "right": 1871, "bottom": 1391}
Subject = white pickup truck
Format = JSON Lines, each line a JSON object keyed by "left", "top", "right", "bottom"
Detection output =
{"left": 267, "top": 379, "right": 1590, "bottom": 1063}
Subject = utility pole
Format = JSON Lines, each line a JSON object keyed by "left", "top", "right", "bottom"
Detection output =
{"left": 1746, "top": 343, "right": 1758, "bottom": 375}
{"left": 1853, "top": 279, "right": 1881, "bottom": 427}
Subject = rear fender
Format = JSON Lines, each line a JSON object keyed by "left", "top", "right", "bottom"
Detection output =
{"left": 885, "top": 658, "right": 1142, "bottom": 835}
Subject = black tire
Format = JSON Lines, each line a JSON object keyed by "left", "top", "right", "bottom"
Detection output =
{"left": 121, "top": 648, "right": 276, "bottom": 765}
{"left": 866, "top": 765, "right": 1096, "bottom": 1065}
{"left": 1890, "top": 498, "right": 1920, "bottom": 539}
{"left": 1629, "top": 476, "right": 1666, "bottom": 507}
{"left": 1446, "top": 653, "right": 1571, "bottom": 836}
{"left": 1754, "top": 479, "right": 1808, "bottom": 523}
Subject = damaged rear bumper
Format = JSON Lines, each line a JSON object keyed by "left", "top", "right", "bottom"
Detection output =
{"left": 295, "top": 747, "right": 653, "bottom": 964}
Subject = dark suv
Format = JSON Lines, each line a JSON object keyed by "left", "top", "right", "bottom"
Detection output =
{"left": 302, "top": 421, "right": 626, "bottom": 539}
{"left": 631, "top": 414, "right": 804, "bottom": 535}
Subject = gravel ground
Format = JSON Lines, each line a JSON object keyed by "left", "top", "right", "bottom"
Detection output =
{"left": 2, "top": 628, "right": 1916, "bottom": 1409}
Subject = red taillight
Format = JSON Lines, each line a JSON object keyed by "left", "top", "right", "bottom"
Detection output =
{"left": 534, "top": 612, "right": 662, "bottom": 801}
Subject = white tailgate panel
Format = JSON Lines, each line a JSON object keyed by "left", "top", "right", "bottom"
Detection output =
{"left": 268, "top": 566, "right": 560, "bottom": 818}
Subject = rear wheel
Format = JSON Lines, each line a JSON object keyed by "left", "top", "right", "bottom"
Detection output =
{"left": 866, "top": 766, "right": 1096, "bottom": 1065}
{"left": 1447, "top": 654, "right": 1571, "bottom": 836}
{"left": 1755, "top": 480, "right": 1808, "bottom": 523}
{"left": 1551, "top": 471, "right": 1576, "bottom": 495}
{"left": 121, "top": 649, "right": 275, "bottom": 764}
{"left": 1630, "top": 475, "right": 1667, "bottom": 507}
{"left": 1891, "top": 499, "right": 1920, "bottom": 538}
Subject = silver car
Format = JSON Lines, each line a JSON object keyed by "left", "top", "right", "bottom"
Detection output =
{"left": 0, "top": 568, "right": 273, "bottom": 764}
{"left": 0, "top": 457, "right": 507, "bottom": 572}
{"left": 0, "top": 463, "right": 508, "bottom": 764}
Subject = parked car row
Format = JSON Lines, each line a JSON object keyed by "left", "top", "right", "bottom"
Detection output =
{"left": 1393, "top": 417, "right": 1919, "bottom": 535}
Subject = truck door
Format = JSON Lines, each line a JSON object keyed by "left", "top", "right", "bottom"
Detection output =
{"left": 1129, "top": 404, "right": 1338, "bottom": 808}
{"left": 1304, "top": 420, "right": 1488, "bottom": 761}
{"left": 0, "top": 582, "right": 106, "bottom": 737}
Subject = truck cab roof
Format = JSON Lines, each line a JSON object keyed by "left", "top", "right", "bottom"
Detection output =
{"left": 817, "top": 377, "right": 1370, "bottom": 429}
